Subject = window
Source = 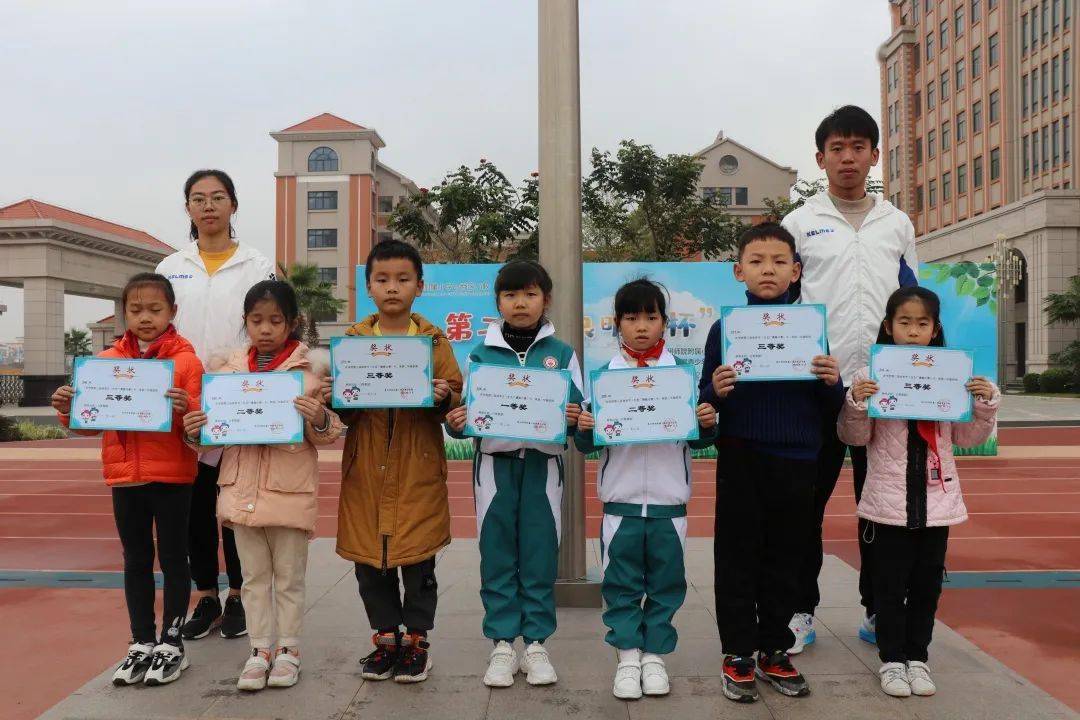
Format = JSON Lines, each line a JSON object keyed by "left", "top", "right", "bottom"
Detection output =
{"left": 1023, "top": 74, "right": 1029, "bottom": 117}
{"left": 914, "top": 44, "right": 921, "bottom": 70}
{"left": 956, "top": 58, "right": 966, "bottom": 90}
{"left": 307, "top": 191, "right": 337, "bottom": 211}
{"left": 1024, "top": 135, "right": 1031, "bottom": 177}
{"left": 942, "top": 171, "right": 952, "bottom": 201}
{"left": 1042, "top": 61, "right": 1049, "bottom": 105}
{"left": 1033, "top": 131, "right": 1041, "bottom": 172}
{"left": 915, "top": 137, "right": 924, "bottom": 164}
{"left": 377, "top": 195, "right": 394, "bottom": 213}
{"left": 988, "top": 33, "right": 999, "bottom": 67}
{"left": 702, "top": 187, "right": 717, "bottom": 201}
{"left": 1065, "top": 116, "right": 1071, "bottom": 162}
{"left": 940, "top": 19, "right": 949, "bottom": 49}
{"left": 927, "top": 81, "right": 936, "bottom": 109}
{"left": 941, "top": 70, "right": 950, "bottom": 100}
{"left": 1053, "top": 0, "right": 1060, "bottom": 32}
{"left": 1043, "top": 125, "right": 1050, "bottom": 166}
{"left": 929, "top": 179, "right": 938, "bottom": 208}
{"left": 989, "top": 89, "right": 1000, "bottom": 123}
{"left": 307, "top": 146, "right": 339, "bottom": 173}
{"left": 735, "top": 187, "right": 749, "bottom": 206}
{"left": 719, "top": 187, "right": 733, "bottom": 205}
{"left": 1022, "top": 13, "right": 1029, "bottom": 54}
{"left": 316, "top": 267, "right": 338, "bottom": 285}
{"left": 956, "top": 111, "right": 967, "bottom": 141}
{"left": 973, "top": 100, "right": 983, "bottom": 132}
{"left": 914, "top": 91, "right": 922, "bottom": 118}
{"left": 988, "top": 0, "right": 997, "bottom": 9}
{"left": 928, "top": 129, "right": 937, "bottom": 158}
{"left": 1053, "top": 56, "right": 1060, "bottom": 102}
{"left": 912, "top": 0, "right": 920, "bottom": 24}
{"left": 1065, "top": 0, "right": 1072, "bottom": 29}
{"left": 916, "top": 184, "right": 925, "bottom": 211}
{"left": 1066, "top": 49, "right": 1072, "bottom": 97}
{"left": 1032, "top": 4, "right": 1039, "bottom": 47}
{"left": 307, "top": 229, "right": 337, "bottom": 249}
{"left": 1043, "top": 0, "right": 1049, "bottom": 41}
{"left": 926, "top": 31, "right": 934, "bottom": 60}
{"left": 942, "top": 121, "right": 951, "bottom": 150}
{"left": 958, "top": 163, "right": 968, "bottom": 193}
{"left": 990, "top": 147, "right": 1001, "bottom": 180}
{"left": 955, "top": 6, "right": 964, "bottom": 37}
{"left": 1053, "top": 120, "right": 1060, "bottom": 165}
{"left": 974, "top": 155, "right": 984, "bottom": 187}
{"left": 971, "top": 0, "right": 980, "bottom": 22}
{"left": 972, "top": 45, "right": 982, "bottom": 79}
{"left": 1032, "top": 66, "right": 1040, "bottom": 112}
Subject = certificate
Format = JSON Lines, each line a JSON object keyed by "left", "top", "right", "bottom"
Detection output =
{"left": 463, "top": 363, "right": 571, "bottom": 444}
{"left": 200, "top": 371, "right": 305, "bottom": 446}
{"left": 330, "top": 336, "right": 434, "bottom": 408}
{"left": 720, "top": 304, "right": 828, "bottom": 381}
{"left": 589, "top": 364, "right": 700, "bottom": 446}
{"left": 69, "top": 357, "right": 175, "bottom": 432}
{"left": 868, "top": 345, "right": 974, "bottom": 422}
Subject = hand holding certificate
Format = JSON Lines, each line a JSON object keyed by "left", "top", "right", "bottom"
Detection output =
{"left": 868, "top": 345, "right": 975, "bottom": 422}
{"left": 200, "top": 372, "right": 306, "bottom": 445}
{"left": 720, "top": 304, "right": 828, "bottom": 381}
{"left": 463, "top": 363, "right": 571, "bottom": 444}
{"left": 589, "top": 365, "right": 700, "bottom": 446}
{"left": 330, "top": 336, "right": 434, "bottom": 408}
{"left": 69, "top": 357, "right": 176, "bottom": 432}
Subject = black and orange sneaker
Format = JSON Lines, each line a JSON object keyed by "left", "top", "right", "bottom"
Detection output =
{"left": 722, "top": 654, "right": 759, "bottom": 703}
{"left": 756, "top": 650, "right": 810, "bottom": 697}
{"left": 393, "top": 632, "right": 432, "bottom": 683}
{"left": 360, "top": 632, "right": 401, "bottom": 680}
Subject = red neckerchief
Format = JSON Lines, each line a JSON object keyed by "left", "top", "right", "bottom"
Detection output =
{"left": 916, "top": 421, "right": 946, "bottom": 493}
{"left": 119, "top": 325, "right": 178, "bottom": 359}
{"left": 621, "top": 339, "right": 666, "bottom": 368}
{"left": 247, "top": 339, "right": 300, "bottom": 372}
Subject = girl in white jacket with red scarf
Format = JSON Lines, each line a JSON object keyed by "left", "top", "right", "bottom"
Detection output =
{"left": 839, "top": 287, "right": 999, "bottom": 699}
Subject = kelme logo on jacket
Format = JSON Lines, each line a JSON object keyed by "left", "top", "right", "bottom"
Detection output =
{"left": 805, "top": 227, "right": 835, "bottom": 237}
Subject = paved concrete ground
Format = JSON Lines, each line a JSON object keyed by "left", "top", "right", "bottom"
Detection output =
{"left": 38, "top": 539, "right": 1075, "bottom": 720}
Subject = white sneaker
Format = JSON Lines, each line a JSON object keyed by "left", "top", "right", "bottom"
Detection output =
{"left": 483, "top": 641, "right": 518, "bottom": 688}
{"left": 237, "top": 648, "right": 271, "bottom": 691}
{"left": 906, "top": 661, "right": 936, "bottom": 696}
{"left": 613, "top": 659, "right": 642, "bottom": 700}
{"left": 112, "top": 642, "right": 155, "bottom": 686}
{"left": 640, "top": 653, "right": 670, "bottom": 696}
{"left": 143, "top": 643, "right": 189, "bottom": 686}
{"left": 787, "top": 613, "right": 816, "bottom": 655}
{"left": 520, "top": 642, "right": 558, "bottom": 685}
{"left": 879, "top": 662, "right": 912, "bottom": 697}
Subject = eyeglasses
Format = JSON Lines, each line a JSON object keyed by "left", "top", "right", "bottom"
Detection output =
{"left": 188, "top": 194, "right": 231, "bottom": 208}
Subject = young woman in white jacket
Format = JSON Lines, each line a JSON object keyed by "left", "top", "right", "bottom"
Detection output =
{"left": 575, "top": 279, "right": 717, "bottom": 700}
{"left": 155, "top": 169, "right": 276, "bottom": 642}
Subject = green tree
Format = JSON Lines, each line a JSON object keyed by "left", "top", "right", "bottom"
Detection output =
{"left": 1045, "top": 276, "right": 1080, "bottom": 381}
{"left": 582, "top": 140, "right": 742, "bottom": 261}
{"left": 761, "top": 176, "right": 883, "bottom": 223}
{"left": 277, "top": 263, "right": 346, "bottom": 347}
{"left": 64, "top": 328, "right": 92, "bottom": 358}
{"left": 390, "top": 161, "right": 538, "bottom": 263}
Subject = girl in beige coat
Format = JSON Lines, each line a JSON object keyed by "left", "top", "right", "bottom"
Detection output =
{"left": 184, "top": 281, "right": 342, "bottom": 691}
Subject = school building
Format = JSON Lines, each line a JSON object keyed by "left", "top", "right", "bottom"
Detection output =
{"left": 271, "top": 113, "right": 426, "bottom": 337}
{"left": 694, "top": 130, "right": 798, "bottom": 226}
{"left": 879, "top": 0, "right": 1080, "bottom": 379}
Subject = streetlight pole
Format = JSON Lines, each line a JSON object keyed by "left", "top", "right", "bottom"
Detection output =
{"left": 538, "top": 0, "right": 599, "bottom": 607}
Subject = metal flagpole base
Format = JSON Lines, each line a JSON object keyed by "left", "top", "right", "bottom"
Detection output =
{"left": 554, "top": 567, "right": 602, "bottom": 608}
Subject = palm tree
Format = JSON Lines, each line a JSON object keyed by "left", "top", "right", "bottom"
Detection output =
{"left": 64, "top": 327, "right": 93, "bottom": 372}
{"left": 1044, "top": 275, "right": 1080, "bottom": 325}
{"left": 277, "top": 263, "right": 346, "bottom": 347}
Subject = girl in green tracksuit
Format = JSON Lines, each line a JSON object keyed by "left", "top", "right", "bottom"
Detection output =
{"left": 445, "top": 260, "right": 583, "bottom": 690}
{"left": 575, "top": 278, "right": 717, "bottom": 700}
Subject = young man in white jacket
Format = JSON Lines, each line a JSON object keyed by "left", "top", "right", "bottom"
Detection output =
{"left": 575, "top": 279, "right": 717, "bottom": 700}
{"left": 155, "top": 169, "right": 277, "bottom": 641}
{"left": 780, "top": 106, "right": 918, "bottom": 653}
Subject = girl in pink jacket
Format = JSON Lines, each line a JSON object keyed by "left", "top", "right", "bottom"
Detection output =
{"left": 183, "top": 280, "right": 343, "bottom": 692}
{"left": 838, "top": 287, "right": 998, "bottom": 700}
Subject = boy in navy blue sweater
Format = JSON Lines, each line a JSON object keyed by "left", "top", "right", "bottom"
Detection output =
{"left": 699, "top": 223, "right": 844, "bottom": 704}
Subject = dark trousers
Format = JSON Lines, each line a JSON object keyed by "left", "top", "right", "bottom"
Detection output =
{"left": 354, "top": 557, "right": 438, "bottom": 634}
{"left": 714, "top": 445, "right": 814, "bottom": 657}
{"left": 112, "top": 482, "right": 193, "bottom": 644}
{"left": 795, "top": 406, "right": 869, "bottom": 615}
{"left": 869, "top": 523, "right": 949, "bottom": 664}
{"left": 188, "top": 461, "right": 242, "bottom": 591}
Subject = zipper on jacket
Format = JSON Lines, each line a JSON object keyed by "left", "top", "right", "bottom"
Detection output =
{"left": 381, "top": 535, "right": 389, "bottom": 572}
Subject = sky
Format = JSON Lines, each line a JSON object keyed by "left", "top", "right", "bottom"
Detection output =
{"left": 0, "top": 0, "right": 891, "bottom": 342}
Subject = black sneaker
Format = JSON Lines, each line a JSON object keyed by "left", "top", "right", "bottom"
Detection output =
{"left": 181, "top": 596, "right": 221, "bottom": 640}
{"left": 143, "top": 642, "right": 188, "bottom": 686}
{"left": 756, "top": 650, "right": 810, "bottom": 697}
{"left": 393, "top": 633, "right": 432, "bottom": 683}
{"left": 112, "top": 641, "right": 155, "bottom": 685}
{"left": 722, "top": 654, "right": 759, "bottom": 703}
{"left": 361, "top": 632, "right": 401, "bottom": 680}
{"left": 220, "top": 595, "right": 247, "bottom": 639}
